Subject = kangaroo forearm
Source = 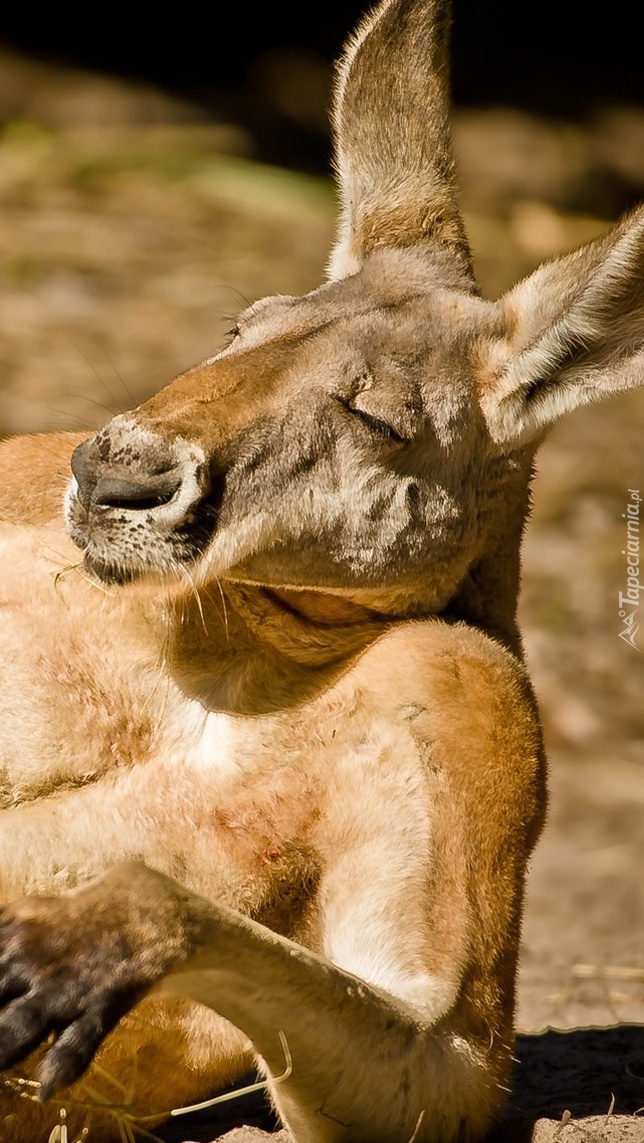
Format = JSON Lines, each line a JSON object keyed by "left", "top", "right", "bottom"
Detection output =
{"left": 0, "top": 771, "right": 232, "bottom": 899}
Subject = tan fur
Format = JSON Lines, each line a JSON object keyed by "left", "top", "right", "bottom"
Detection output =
{"left": 0, "top": 1, "right": 642, "bottom": 1141}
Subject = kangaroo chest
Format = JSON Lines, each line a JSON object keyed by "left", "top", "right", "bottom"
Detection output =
{"left": 0, "top": 623, "right": 431, "bottom": 926}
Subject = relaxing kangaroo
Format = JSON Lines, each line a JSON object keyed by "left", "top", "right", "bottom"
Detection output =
{"left": 0, "top": 1, "right": 643, "bottom": 1140}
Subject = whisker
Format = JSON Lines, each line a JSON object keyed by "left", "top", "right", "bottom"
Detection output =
{"left": 76, "top": 348, "right": 129, "bottom": 414}
{"left": 43, "top": 408, "right": 96, "bottom": 431}
{"left": 53, "top": 392, "right": 120, "bottom": 418}
{"left": 205, "top": 578, "right": 230, "bottom": 640}
{"left": 0, "top": 512, "right": 75, "bottom": 568}
{"left": 186, "top": 570, "right": 208, "bottom": 636}
{"left": 103, "top": 349, "right": 137, "bottom": 407}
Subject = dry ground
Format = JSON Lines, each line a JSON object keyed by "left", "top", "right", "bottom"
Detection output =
{"left": 0, "top": 48, "right": 642, "bottom": 1142}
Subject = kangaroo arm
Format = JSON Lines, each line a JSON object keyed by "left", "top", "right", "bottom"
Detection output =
{"left": 0, "top": 750, "right": 237, "bottom": 901}
{"left": 0, "top": 861, "right": 489, "bottom": 1143}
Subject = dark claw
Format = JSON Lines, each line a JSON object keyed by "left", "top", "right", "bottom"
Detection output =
{"left": 0, "top": 964, "right": 30, "bottom": 1009}
{"left": 0, "top": 992, "right": 51, "bottom": 1072}
{"left": 36, "top": 985, "right": 146, "bottom": 1099}
{"left": 0, "top": 863, "right": 182, "bottom": 1096}
{"left": 37, "top": 1015, "right": 105, "bottom": 1100}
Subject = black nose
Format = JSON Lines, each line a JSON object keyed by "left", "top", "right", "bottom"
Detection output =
{"left": 90, "top": 473, "right": 182, "bottom": 510}
{"left": 71, "top": 440, "right": 181, "bottom": 512}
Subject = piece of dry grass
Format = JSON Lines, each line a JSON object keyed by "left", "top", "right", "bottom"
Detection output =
{"left": 2, "top": 1029, "right": 294, "bottom": 1142}
{"left": 573, "top": 965, "right": 644, "bottom": 982}
{"left": 47, "top": 1108, "right": 89, "bottom": 1143}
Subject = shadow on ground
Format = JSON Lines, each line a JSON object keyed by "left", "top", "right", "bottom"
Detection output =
{"left": 508, "top": 1025, "right": 644, "bottom": 1119}
{"left": 494, "top": 1024, "right": 644, "bottom": 1141}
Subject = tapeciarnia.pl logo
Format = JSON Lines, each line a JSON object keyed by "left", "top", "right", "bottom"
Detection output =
{"left": 618, "top": 489, "right": 641, "bottom": 651}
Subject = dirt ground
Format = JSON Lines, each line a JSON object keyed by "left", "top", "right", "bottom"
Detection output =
{"left": 0, "top": 48, "right": 642, "bottom": 1142}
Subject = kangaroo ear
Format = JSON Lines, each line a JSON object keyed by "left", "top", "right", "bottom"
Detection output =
{"left": 481, "top": 206, "right": 644, "bottom": 447}
{"left": 328, "top": 0, "right": 474, "bottom": 287}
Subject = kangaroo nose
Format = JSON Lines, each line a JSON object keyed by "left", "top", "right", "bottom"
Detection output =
{"left": 70, "top": 438, "right": 182, "bottom": 513}
{"left": 90, "top": 472, "right": 182, "bottom": 511}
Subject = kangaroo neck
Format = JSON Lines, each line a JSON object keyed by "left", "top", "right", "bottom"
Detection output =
{"left": 163, "top": 581, "right": 392, "bottom": 715}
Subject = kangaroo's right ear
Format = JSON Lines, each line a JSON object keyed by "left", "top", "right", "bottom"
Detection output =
{"left": 480, "top": 205, "right": 644, "bottom": 447}
{"left": 328, "top": 0, "right": 475, "bottom": 288}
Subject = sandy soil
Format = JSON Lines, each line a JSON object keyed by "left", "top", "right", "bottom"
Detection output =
{"left": 0, "top": 49, "right": 642, "bottom": 1142}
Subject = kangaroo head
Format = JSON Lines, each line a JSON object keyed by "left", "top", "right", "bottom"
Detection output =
{"left": 67, "top": 0, "right": 644, "bottom": 643}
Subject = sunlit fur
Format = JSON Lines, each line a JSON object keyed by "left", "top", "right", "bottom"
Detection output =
{"left": 0, "top": 0, "right": 643, "bottom": 1140}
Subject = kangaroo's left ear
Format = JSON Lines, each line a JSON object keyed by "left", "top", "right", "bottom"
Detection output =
{"left": 480, "top": 205, "right": 644, "bottom": 447}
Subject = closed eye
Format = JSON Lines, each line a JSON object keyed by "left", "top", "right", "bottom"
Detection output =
{"left": 339, "top": 401, "right": 406, "bottom": 444}
{"left": 355, "top": 408, "right": 405, "bottom": 442}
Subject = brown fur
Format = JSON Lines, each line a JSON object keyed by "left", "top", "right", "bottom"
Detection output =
{"left": 0, "top": 1, "right": 643, "bottom": 1141}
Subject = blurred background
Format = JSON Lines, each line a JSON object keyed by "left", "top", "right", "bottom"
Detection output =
{"left": 0, "top": 0, "right": 642, "bottom": 1045}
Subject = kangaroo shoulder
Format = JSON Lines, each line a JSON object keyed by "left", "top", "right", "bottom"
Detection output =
{"left": 0, "top": 432, "right": 87, "bottom": 526}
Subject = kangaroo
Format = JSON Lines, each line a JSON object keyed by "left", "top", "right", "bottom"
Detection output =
{"left": 0, "top": 1, "right": 642, "bottom": 1140}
